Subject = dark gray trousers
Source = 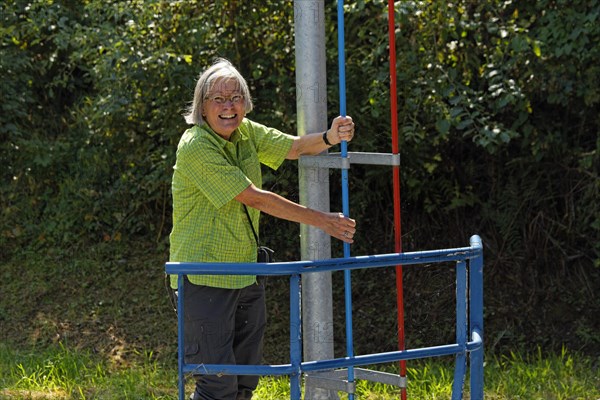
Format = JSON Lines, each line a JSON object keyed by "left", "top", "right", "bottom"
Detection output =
{"left": 182, "top": 278, "right": 266, "bottom": 400}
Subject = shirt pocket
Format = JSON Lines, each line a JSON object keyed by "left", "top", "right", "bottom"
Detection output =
{"left": 240, "top": 156, "right": 262, "bottom": 188}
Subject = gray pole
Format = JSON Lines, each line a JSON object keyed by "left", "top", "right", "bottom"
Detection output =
{"left": 294, "top": 1, "right": 338, "bottom": 399}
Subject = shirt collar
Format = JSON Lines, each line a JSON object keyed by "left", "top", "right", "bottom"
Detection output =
{"left": 198, "top": 119, "right": 249, "bottom": 147}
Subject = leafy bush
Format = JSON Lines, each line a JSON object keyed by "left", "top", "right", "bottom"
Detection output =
{"left": 1, "top": 0, "right": 598, "bottom": 354}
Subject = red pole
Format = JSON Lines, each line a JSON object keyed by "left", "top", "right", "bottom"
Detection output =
{"left": 388, "top": 1, "right": 407, "bottom": 399}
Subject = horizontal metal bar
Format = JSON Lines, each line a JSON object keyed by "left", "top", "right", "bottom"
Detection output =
{"left": 301, "top": 345, "right": 461, "bottom": 372}
{"left": 354, "top": 368, "right": 405, "bottom": 386}
{"left": 183, "top": 363, "right": 295, "bottom": 376}
{"left": 300, "top": 152, "right": 400, "bottom": 168}
{"left": 166, "top": 243, "right": 482, "bottom": 276}
{"left": 301, "top": 336, "right": 481, "bottom": 373}
{"left": 305, "top": 371, "right": 355, "bottom": 392}
{"left": 308, "top": 368, "right": 400, "bottom": 382}
{"left": 180, "top": 333, "right": 482, "bottom": 378}
{"left": 305, "top": 368, "right": 404, "bottom": 392}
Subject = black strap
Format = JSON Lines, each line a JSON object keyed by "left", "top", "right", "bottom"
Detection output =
{"left": 243, "top": 205, "right": 260, "bottom": 245}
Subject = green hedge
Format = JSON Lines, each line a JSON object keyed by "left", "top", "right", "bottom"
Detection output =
{"left": 1, "top": 0, "right": 598, "bottom": 354}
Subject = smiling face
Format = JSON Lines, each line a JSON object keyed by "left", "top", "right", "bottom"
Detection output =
{"left": 202, "top": 78, "right": 245, "bottom": 140}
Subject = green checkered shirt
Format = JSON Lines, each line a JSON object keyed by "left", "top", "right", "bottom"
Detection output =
{"left": 169, "top": 118, "right": 294, "bottom": 289}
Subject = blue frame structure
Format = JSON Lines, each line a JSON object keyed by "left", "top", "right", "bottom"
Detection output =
{"left": 165, "top": 235, "right": 484, "bottom": 400}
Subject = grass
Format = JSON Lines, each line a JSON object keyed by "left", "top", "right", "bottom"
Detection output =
{"left": 484, "top": 347, "right": 600, "bottom": 399}
{"left": 0, "top": 342, "right": 170, "bottom": 399}
{"left": 0, "top": 343, "right": 175, "bottom": 399}
{"left": 1, "top": 242, "right": 598, "bottom": 399}
{"left": 1, "top": 343, "right": 598, "bottom": 399}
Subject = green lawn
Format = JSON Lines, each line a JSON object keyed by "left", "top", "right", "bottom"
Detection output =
{"left": 1, "top": 343, "right": 598, "bottom": 399}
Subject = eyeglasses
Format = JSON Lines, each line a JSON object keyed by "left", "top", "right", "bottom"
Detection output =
{"left": 205, "top": 94, "right": 244, "bottom": 104}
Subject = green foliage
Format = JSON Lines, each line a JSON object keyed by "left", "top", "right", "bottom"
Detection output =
{"left": 1, "top": 0, "right": 598, "bottom": 356}
{"left": 321, "top": 0, "right": 598, "bottom": 356}
{"left": 0, "top": 0, "right": 298, "bottom": 250}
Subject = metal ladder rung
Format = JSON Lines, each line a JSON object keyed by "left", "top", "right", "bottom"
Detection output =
{"left": 305, "top": 367, "right": 407, "bottom": 393}
{"left": 300, "top": 152, "right": 400, "bottom": 168}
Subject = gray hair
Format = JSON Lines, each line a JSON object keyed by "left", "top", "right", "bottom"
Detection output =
{"left": 184, "top": 58, "right": 253, "bottom": 125}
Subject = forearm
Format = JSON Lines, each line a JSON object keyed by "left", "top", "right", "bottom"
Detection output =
{"left": 240, "top": 186, "right": 324, "bottom": 226}
{"left": 236, "top": 184, "right": 356, "bottom": 243}
{"left": 286, "top": 131, "right": 330, "bottom": 160}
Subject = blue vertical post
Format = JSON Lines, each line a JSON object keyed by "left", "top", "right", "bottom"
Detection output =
{"left": 451, "top": 261, "right": 467, "bottom": 399}
{"left": 177, "top": 275, "right": 186, "bottom": 400}
{"left": 290, "top": 273, "right": 302, "bottom": 400}
{"left": 469, "top": 235, "right": 484, "bottom": 400}
{"left": 337, "top": 1, "right": 355, "bottom": 399}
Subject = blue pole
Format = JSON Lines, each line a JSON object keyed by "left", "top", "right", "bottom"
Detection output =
{"left": 337, "top": 1, "right": 355, "bottom": 398}
{"left": 469, "top": 235, "right": 484, "bottom": 399}
{"left": 290, "top": 273, "right": 302, "bottom": 400}
{"left": 177, "top": 275, "right": 185, "bottom": 400}
{"left": 451, "top": 261, "right": 467, "bottom": 399}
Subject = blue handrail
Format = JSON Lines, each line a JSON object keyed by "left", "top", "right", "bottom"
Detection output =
{"left": 166, "top": 235, "right": 484, "bottom": 400}
{"left": 168, "top": 245, "right": 480, "bottom": 276}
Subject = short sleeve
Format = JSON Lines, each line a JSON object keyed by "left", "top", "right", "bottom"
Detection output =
{"left": 174, "top": 130, "right": 251, "bottom": 210}
{"left": 241, "top": 119, "right": 294, "bottom": 171}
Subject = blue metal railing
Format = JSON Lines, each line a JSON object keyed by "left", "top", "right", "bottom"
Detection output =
{"left": 165, "top": 235, "right": 484, "bottom": 400}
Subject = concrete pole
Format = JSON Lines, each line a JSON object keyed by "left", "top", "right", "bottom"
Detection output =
{"left": 294, "top": 1, "right": 338, "bottom": 399}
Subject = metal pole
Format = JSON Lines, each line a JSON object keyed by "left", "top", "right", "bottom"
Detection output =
{"left": 294, "top": 2, "right": 338, "bottom": 399}
{"left": 335, "top": 2, "right": 356, "bottom": 399}
{"left": 387, "top": 1, "right": 408, "bottom": 398}
{"left": 177, "top": 276, "right": 185, "bottom": 400}
{"left": 469, "top": 235, "right": 484, "bottom": 399}
{"left": 290, "top": 273, "right": 303, "bottom": 400}
{"left": 451, "top": 261, "right": 468, "bottom": 399}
